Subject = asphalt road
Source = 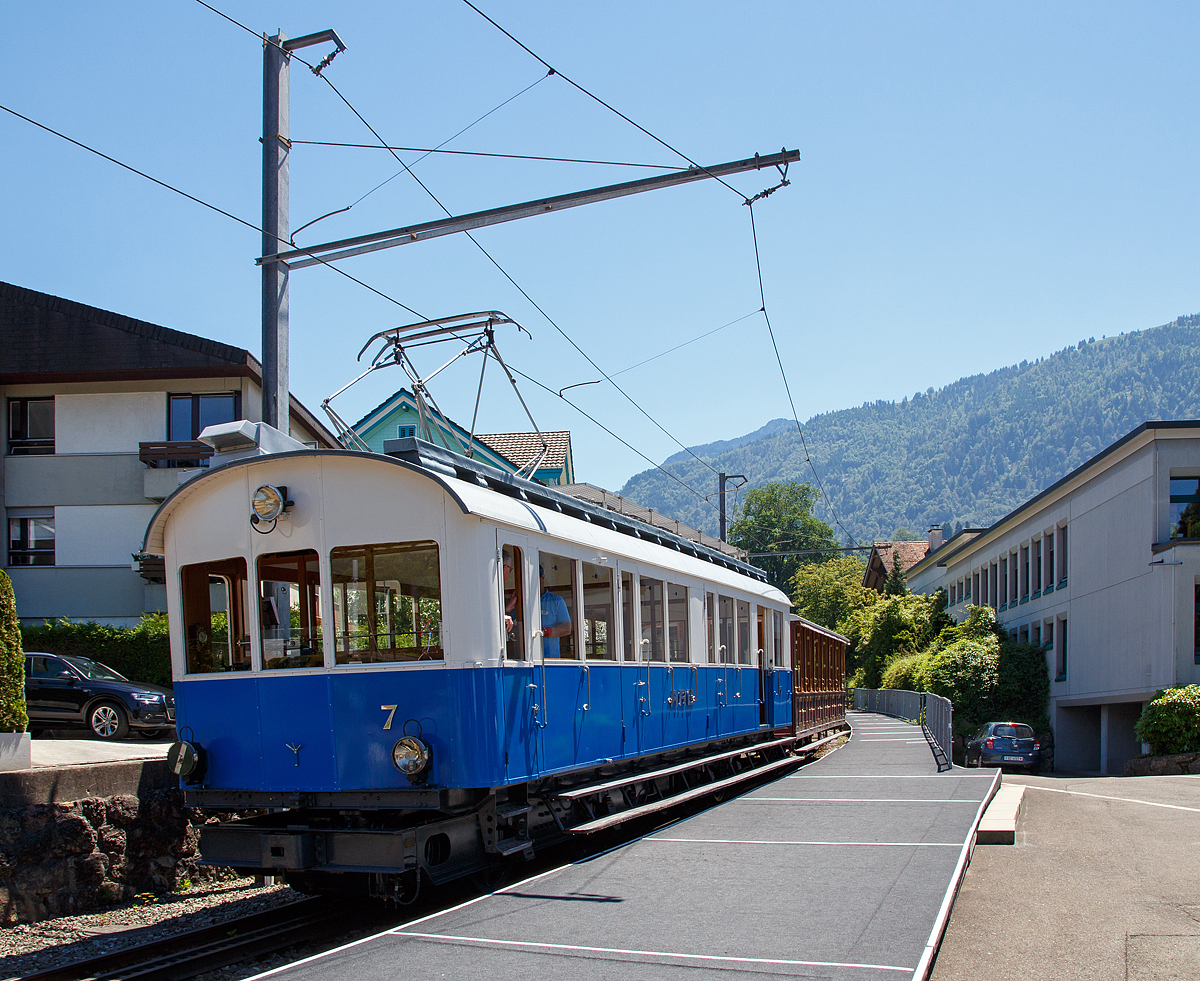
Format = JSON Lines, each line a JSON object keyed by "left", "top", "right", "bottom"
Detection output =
{"left": 931, "top": 771, "right": 1200, "bottom": 981}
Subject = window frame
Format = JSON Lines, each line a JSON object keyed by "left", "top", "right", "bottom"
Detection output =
{"left": 258, "top": 548, "right": 325, "bottom": 670}
{"left": 7, "top": 397, "right": 54, "bottom": 456}
{"left": 330, "top": 540, "right": 444, "bottom": 665}
{"left": 179, "top": 556, "right": 251, "bottom": 675}
{"left": 7, "top": 509, "right": 54, "bottom": 567}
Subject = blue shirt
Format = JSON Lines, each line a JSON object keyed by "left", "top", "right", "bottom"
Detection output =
{"left": 540, "top": 589, "right": 571, "bottom": 658}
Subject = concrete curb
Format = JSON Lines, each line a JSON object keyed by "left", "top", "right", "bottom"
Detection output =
{"left": 975, "top": 781, "right": 1025, "bottom": 845}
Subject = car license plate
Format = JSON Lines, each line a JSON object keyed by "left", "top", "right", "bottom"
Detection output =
{"left": 1003, "top": 755, "right": 1023, "bottom": 762}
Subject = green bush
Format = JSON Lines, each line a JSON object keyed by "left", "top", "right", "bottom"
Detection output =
{"left": 995, "top": 641, "right": 1051, "bottom": 734}
{"left": 1135, "top": 686, "right": 1200, "bottom": 755}
{"left": 880, "top": 651, "right": 932, "bottom": 692}
{"left": 21, "top": 614, "right": 172, "bottom": 688}
{"left": 840, "top": 593, "right": 942, "bottom": 689}
{"left": 0, "top": 572, "right": 28, "bottom": 732}
{"left": 925, "top": 634, "right": 1000, "bottom": 738}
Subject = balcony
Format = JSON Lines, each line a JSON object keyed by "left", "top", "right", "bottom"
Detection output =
{"left": 140, "top": 442, "right": 212, "bottom": 502}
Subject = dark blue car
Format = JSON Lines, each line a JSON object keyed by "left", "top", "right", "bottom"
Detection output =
{"left": 24, "top": 653, "right": 175, "bottom": 740}
{"left": 966, "top": 721, "right": 1041, "bottom": 773}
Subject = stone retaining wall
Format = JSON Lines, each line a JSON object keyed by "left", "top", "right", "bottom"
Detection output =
{"left": 0, "top": 788, "right": 229, "bottom": 924}
{"left": 1122, "top": 752, "right": 1200, "bottom": 776}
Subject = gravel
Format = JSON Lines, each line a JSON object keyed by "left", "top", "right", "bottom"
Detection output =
{"left": 0, "top": 878, "right": 305, "bottom": 980}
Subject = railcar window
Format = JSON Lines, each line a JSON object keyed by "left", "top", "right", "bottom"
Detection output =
{"left": 582, "top": 561, "right": 614, "bottom": 660}
{"left": 640, "top": 577, "right": 665, "bottom": 662}
{"left": 667, "top": 584, "right": 689, "bottom": 662}
{"left": 539, "top": 552, "right": 577, "bottom": 659}
{"left": 502, "top": 545, "right": 525, "bottom": 661}
{"left": 331, "top": 541, "right": 443, "bottom": 664}
{"left": 621, "top": 572, "right": 635, "bottom": 661}
{"left": 180, "top": 558, "right": 249, "bottom": 673}
{"left": 258, "top": 550, "right": 324, "bottom": 669}
{"left": 773, "top": 610, "right": 784, "bottom": 667}
{"left": 706, "top": 593, "right": 716, "bottom": 664}
{"left": 737, "top": 600, "right": 751, "bottom": 664}
{"left": 718, "top": 595, "right": 734, "bottom": 663}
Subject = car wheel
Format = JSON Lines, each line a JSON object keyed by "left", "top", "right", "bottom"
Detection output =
{"left": 89, "top": 702, "right": 130, "bottom": 740}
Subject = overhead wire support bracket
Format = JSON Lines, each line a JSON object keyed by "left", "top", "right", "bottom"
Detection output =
{"left": 259, "top": 149, "right": 800, "bottom": 270}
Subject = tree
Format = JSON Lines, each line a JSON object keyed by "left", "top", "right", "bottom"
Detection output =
{"left": 791, "top": 556, "right": 875, "bottom": 632}
{"left": 728, "top": 481, "right": 838, "bottom": 593}
{"left": 0, "top": 572, "right": 28, "bottom": 732}
{"left": 884, "top": 551, "right": 908, "bottom": 596}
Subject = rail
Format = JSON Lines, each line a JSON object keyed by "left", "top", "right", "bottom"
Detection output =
{"left": 853, "top": 688, "right": 953, "bottom": 772}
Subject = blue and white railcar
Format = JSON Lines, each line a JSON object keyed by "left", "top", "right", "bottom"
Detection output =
{"left": 145, "top": 422, "right": 806, "bottom": 896}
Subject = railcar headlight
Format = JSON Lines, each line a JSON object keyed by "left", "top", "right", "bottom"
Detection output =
{"left": 251, "top": 484, "right": 288, "bottom": 522}
{"left": 392, "top": 736, "right": 431, "bottom": 776}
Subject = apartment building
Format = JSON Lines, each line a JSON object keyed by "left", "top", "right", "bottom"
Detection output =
{"left": 2, "top": 282, "right": 336, "bottom": 626}
{"left": 906, "top": 421, "right": 1200, "bottom": 773}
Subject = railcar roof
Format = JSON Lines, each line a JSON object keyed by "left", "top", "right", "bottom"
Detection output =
{"left": 142, "top": 439, "right": 786, "bottom": 602}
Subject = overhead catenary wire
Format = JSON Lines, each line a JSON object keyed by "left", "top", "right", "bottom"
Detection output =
{"left": 290, "top": 142, "right": 682, "bottom": 170}
{"left": 747, "top": 201, "right": 859, "bottom": 548}
{"left": 460, "top": 0, "right": 747, "bottom": 202}
{"left": 188, "top": 0, "right": 741, "bottom": 506}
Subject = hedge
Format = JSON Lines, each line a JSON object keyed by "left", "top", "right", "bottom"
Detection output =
{"left": 20, "top": 614, "right": 172, "bottom": 689}
{"left": 0, "top": 572, "right": 28, "bottom": 732}
{"left": 1134, "top": 686, "right": 1200, "bottom": 755}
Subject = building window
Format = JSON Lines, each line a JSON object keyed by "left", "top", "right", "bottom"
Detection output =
{"left": 7, "top": 397, "right": 54, "bottom": 455}
{"left": 1032, "top": 622, "right": 1041, "bottom": 647}
{"left": 7, "top": 511, "right": 54, "bottom": 566}
{"left": 1170, "top": 478, "right": 1200, "bottom": 539}
{"left": 1195, "top": 585, "right": 1200, "bottom": 666}
{"left": 1056, "top": 619, "right": 1067, "bottom": 679}
{"left": 1033, "top": 539, "right": 1042, "bottom": 593}
{"left": 991, "top": 563, "right": 999, "bottom": 608}
{"left": 1044, "top": 620, "right": 1053, "bottom": 650}
{"left": 397, "top": 425, "right": 416, "bottom": 439}
{"left": 168, "top": 392, "right": 240, "bottom": 442}
{"left": 1020, "top": 546, "right": 1030, "bottom": 600}
{"left": 1058, "top": 526, "right": 1068, "bottom": 585}
{"left": 1019, "top": 624, "right": 1029, "bottom": 644}
{"left": 1047, "top": 535, "right": 1055, "bottom": 586}
{"left": 1000, "top": 557, "right": 1008, "bottom": 608}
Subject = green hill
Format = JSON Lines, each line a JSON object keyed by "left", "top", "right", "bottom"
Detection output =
{"left": 619, "top": 316, "right": 1200, "bottom": 544}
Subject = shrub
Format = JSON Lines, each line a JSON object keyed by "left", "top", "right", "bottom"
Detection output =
{"left": 840, "top": 593, "right": 941, "bottom": 689}
{"left": 995, "top": 641, "right": 1051, "bottom": 733}
{"left": 880, "top": 652, "right": 932, "bottom": 692}
{"left": 20, "top": 614, "right": 171, "bottom": 688}
{"left": 0, "top": 572, "right": 28, "bottom": 732}
{"left": 925, "top": 634, "right": 1000, "bottom": 737}
{"left": 1135, "top": 686, "right": 1200, "bottom": 755}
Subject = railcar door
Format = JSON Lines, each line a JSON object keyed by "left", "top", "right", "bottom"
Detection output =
{"left": 757, "top": 607, "right": 769, "bottom": 727}
{"left": 499, "top": 533, "right": 541, "bottom": 781}
{"left": 618, "top": 565, "right": 646, "bottom": 758}
{"left": 573, "top": 559, "right": 624, "bottom": 766}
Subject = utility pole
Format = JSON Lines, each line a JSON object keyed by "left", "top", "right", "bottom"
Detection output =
{"left": 261, "top": 28, "right": 344, "bottom": 433}
{"left": 718, "top": 472, "right": 746, "bottom": 542}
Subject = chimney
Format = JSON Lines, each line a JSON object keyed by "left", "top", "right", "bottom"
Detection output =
{"left": 927, "top": 526, "right": 944, "bottom": 552}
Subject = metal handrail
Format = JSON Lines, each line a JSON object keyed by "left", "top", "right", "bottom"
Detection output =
{"left": 853, "top": 688, "right": 953, "bottom": 772}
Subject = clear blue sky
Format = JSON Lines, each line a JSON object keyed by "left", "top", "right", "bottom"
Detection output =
{"left": 3, "top": 2, "right": 1197, "bottom": 497}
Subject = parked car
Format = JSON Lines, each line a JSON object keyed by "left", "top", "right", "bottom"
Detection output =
{"left": 966, "top": 721, "right": 1041, "bottom": 773}
{"left": 24, "top": 653, "right": 174, "bottom": 740}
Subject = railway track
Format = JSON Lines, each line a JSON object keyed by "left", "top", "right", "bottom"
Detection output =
{"left": 16, "top": 895, "right": 398, "bottom": 981}
{"left": 17, "top": 740, "right": 846, "bottom": 981}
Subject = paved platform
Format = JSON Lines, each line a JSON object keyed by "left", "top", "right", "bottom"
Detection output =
{"left": 932, "top": 771, "right": 1200, "bottom": 981}
{"left": 252, "top": 711, "right": 999, "bottom": 981}
{"left": 30, "top": 733, "right": 172, "bottom": 769}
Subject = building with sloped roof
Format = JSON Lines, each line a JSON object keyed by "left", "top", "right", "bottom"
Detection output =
{"left": 862, "top": 540, "right": 933, "bottom": 592}
{"left": 353, "top": 388, "right": 574, "bottom": 486}
{"left": 1, "top": 281, "right": 336, "bottom": 625}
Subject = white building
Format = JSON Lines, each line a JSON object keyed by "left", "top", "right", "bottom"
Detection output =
{"left": 905, "top": 421, "right": 1200, "bottom": 774}
{"left": 2, "top": 282, "right": 337, "bottom": 626}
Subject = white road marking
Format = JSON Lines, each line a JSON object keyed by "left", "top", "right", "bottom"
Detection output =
{"left": 394, "top": 931, "right": 914, "bottom": 972}
{"left": 645, "top": 836, "right": 961, "bottom": 847}
{"left": 741, "top": 797, "right": 982, "bottom": 803}
{"left": 1011, "top": 784, "right": 1200, "bottom": 813}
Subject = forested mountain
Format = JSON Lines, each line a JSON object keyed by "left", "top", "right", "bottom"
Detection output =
{"left": 619, "top": 316, "right": 1200, "bottom": 544}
